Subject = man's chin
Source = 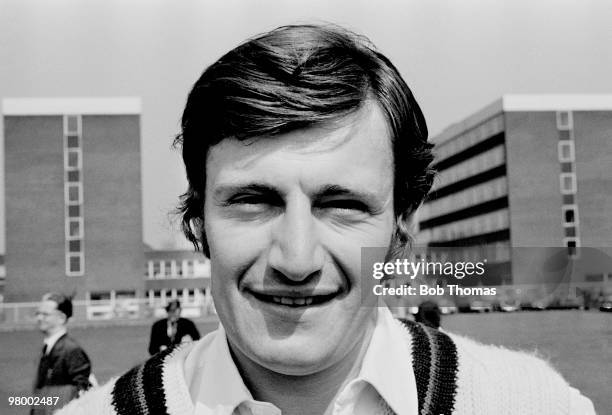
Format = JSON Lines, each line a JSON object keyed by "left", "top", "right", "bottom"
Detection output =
{"left": 245, "top": 335, "right": 338, "bottom": 376}
{"left": 256, "top": 349, "right": 333, "bottom": 376}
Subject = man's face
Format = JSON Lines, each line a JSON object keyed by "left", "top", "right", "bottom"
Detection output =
{"left": 204, "top": 103, "right": 395, "bottom": 375}
{"left": 167, "top": 307, "right": 181, "bottom": 323}
{"left": 36, "top": 300, "right": 65, "bottom": 335}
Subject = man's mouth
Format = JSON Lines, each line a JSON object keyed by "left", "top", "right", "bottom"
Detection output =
{"left": 248, "top": 291, "right": 338, "bottom": 307}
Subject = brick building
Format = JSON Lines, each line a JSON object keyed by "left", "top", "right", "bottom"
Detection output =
{"left": 415, "top": 95, "right": 612, "bottom": 294}
{"left": 2, "top": 98, "right": 144, "bottom": 302}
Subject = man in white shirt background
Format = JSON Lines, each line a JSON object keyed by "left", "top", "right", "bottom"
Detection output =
{"left": 33, "top": 292, "right": 91, "bottom": 414}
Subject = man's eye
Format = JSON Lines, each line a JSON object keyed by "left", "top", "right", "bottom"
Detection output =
{"left": 225, "top": 194, "right": 282, "bottom": 214}
{"left": 228, "top": 195, "right": 267, "bottom": 205}
{"left": 319, "top": 200, "right": 369, "bottom": 213}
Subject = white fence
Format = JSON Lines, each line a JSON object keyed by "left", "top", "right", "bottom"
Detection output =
{"left": 0, "top": 297, "right": 217, "bottom": 327}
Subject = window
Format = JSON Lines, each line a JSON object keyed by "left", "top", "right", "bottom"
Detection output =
{"left": 558, "top": 130, "right": 574, "bottom": 141}
{"left": 68, "top": 240, "right": 81, "bottom": 252}
{"left": 66, "top": 135, "right": 80, "bottom": 148}
{"left": 562, "top": 194, "right": 574, "bottom": 205}
{"left": 153, "top": 261, "right": 161, "bottom": 277}
{"left": 116, "top": 290, "right": 136, "bottom": 299}
{"left": 65, "top": 183, "right": 82, "bottom": 204}
{"left": 560, "top": 162, "right": 573, "bottom": 173}
{"left": 564, "top": 237, "right": 580, "bottom": 257}
{"left": 65, "top": 149, "right": 82, "bottom": 170}
{"left": 67, "top": 170, "right": 80, "bottom": 182}
{"left": 66, "top": 218, "right": 83, "bottom": 239}
{"left": 564, "top": 227, "right": 576, "bottom": 237}
{"left": 68, "top": 205, "right": 80, "bottom": 217}
{"left": 185, "top": 260, "right": 195, "bottom": 277}
{"left": 90, "top": 291, "right": 111, "bottom": 301}
{"left": 69, "top": 256, "right": 81, "bottom": 272}
{"left": 556, "top": 111, "right": 573, "bottom": 130}
{"left": 66, "top": 253, "right": 84, "bottom": 276}
{"left": 558, "top": 141, "right": 575, "bottom": 162}
{"left": 562, "top": 205, "right": 578, "bottom": 226}
{"left": 64, "top": 115, "right": 81, "bottom": 135}
{"left": 560, "top": 173, "right": 577, "bottom": 194}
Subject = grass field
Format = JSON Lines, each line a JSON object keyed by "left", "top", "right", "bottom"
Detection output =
{"left": 1, "top": 311, "right": 609, "bottom": 414}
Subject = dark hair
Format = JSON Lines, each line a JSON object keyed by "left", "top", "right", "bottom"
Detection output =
{"left": 165, "top": 299, "right": 181, "bottom": 312}
{"left": 415, "top": 301, "right": 441, "bottom": 329}
{"left": 42, "top": 292, "right": 73, "bottom": 319}
{"left": 174, "top": 24, "right": 434, "bottom": 256}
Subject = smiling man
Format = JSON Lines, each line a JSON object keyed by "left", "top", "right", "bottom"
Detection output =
{"left": 59, "top": 24, "right": 594, "bottom": 415}
{"left": 203, "top": 101, "right": 394, "bottom": 381}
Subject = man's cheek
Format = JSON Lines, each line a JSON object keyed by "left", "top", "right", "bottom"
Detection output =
{"left": 209, "top": 220, "right": 267, "bottom": 246}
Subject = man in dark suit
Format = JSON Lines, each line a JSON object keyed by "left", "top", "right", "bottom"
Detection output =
{"left": 148, "top": 299, "right": 200, "bottom": 355}
{"left": 32, "top": 292, "right": 91, "bottom": 414}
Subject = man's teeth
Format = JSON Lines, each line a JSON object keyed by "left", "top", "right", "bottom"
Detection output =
{"left": 272, "top": 296, "right": 314, "bottom": 306}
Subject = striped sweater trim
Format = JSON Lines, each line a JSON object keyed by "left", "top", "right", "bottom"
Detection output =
{"left": 109, "top": 321, "right": 458, "bottom": 415}
{"left": 399, "top": 319, "right": 459, "bottom": 415}
{"left": 111, "top": 345, "right": 178, "bottom": 415}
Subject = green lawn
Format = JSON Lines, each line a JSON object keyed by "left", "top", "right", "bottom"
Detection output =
{"left": 1, "top": 312, "right": 609, "bottom": 414}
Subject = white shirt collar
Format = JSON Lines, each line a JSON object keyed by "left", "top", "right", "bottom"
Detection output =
{"left": 44, "top": 328, "right": 67, "bottom": 354}
{"left": 353, "top": 307, "right": 418, "bottom": 415}
{"left": 185, "top": 307, "right": 418, "bottom": 415}
{"left": 185, "top": 322, "right": 255, "bottom": 413}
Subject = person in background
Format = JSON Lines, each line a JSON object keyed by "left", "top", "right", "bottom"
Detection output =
{"left": 32, "top": 292, "right": 91, "bottom": 414}
{"left": 148, "top": 299, "right": 200, "bottom": 355}
{"left": 415, "top": 300, "right": 442, "bottom": 329}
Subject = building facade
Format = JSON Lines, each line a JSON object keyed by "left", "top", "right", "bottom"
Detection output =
{"left": 2, "top": 98, "right": 144, "bottom": 303}
{"left": 143, "top": 249, "right": 211, "bottom": 308}
{"left": 415, "top": 95, "right": 612, "bottom": 296}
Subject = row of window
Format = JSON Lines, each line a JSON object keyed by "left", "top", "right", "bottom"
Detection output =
{"left": 461, "top": 241, "right": 511, "bottom": 263}
{"left": 418, "top": 209, "right": 509, "bottom": 244}
{"left": 585, "top": 274, "right": 612, "bottom": 283}
{"left": 413, "top": 241, "right": 511, "bottom": 265}
{"left": 431, "top": 145, "right": 505, "bottom": 192}
{"left": 89, "top": 289, "right": 211, "bottom": 303}
{"left": 89, "top": 290, "right": 136, "bottom": 301}
{"left": 148, "top": 288, "right": 212, "bottom": 307}
{"left": 556, "top": 111, "right": 580, "bottom": 257}
{"left": 419, "top": 177, "right": 508, "bottom": 222}
{"left": 435, "top": 114, "right": 504, "bottom": 162}
{"left": 145, "top": 259, "right": 211, "bottom": 279}
{"left": 89, "top": 288, "right": 210, "bottom": 303}
{"left": 63, "top": 115, "right": 84, "bottom": 276}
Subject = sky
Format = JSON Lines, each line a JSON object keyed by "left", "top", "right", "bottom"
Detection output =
{"left": 1, "top": 0, "right": 611, "bottom": 251}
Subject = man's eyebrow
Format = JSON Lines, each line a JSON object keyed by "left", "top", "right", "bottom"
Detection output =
{"left": 213, "top": 183, "right": 283, "bottom": 198}
{"left": 213, "top": 183, "right": 380, "bottom": 204}
{"left": 313, "top": 185, "right": 378, "bottom": 204}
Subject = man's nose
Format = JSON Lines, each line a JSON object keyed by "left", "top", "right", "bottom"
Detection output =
{"left": 268, "top": 201, "right": 324, "bottom": 282}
